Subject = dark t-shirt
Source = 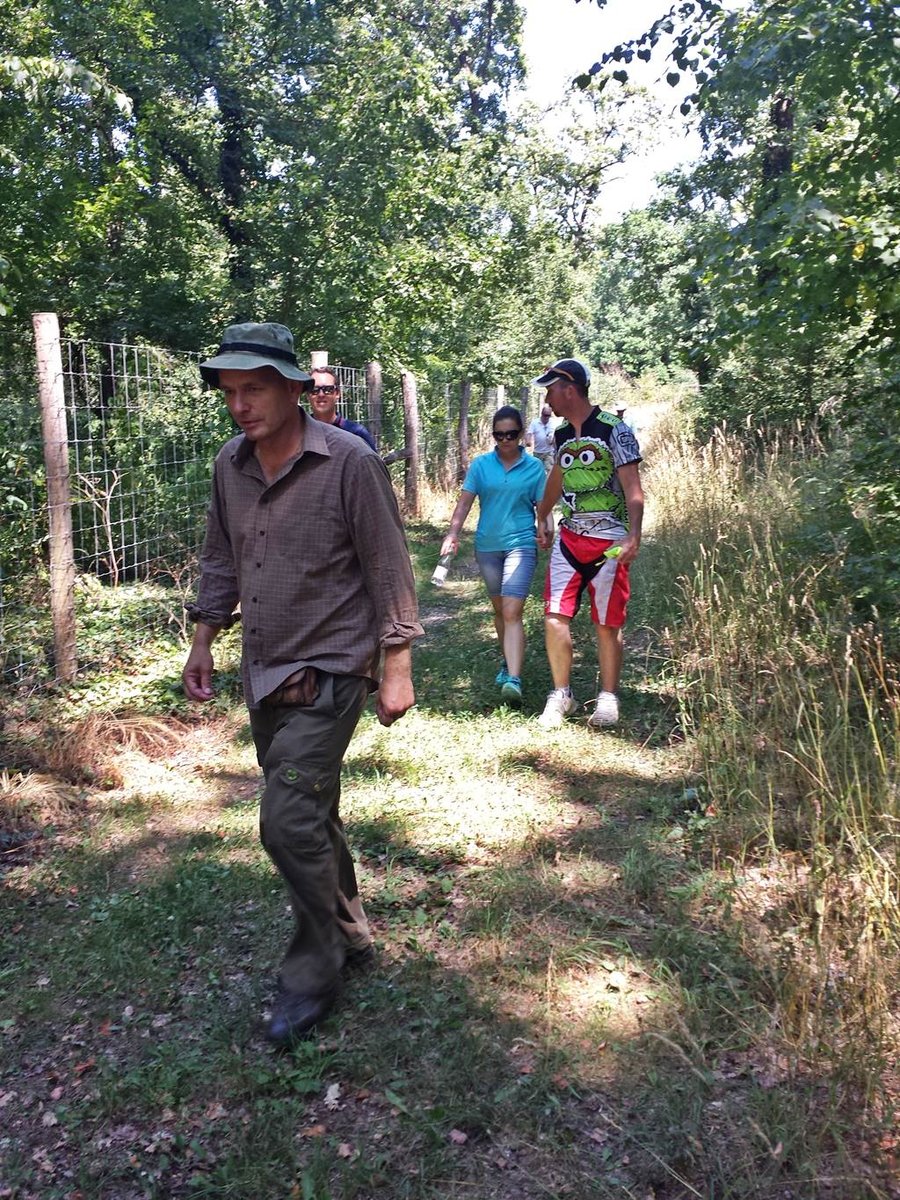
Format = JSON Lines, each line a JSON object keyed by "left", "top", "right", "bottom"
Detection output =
{"left": 335, "top": 415, "right": 377, "bottom": 451}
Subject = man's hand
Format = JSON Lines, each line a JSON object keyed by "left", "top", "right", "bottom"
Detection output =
{"left": 614, "top": 462, "right": 644, "bottom": 566}
{"left": 376, "top": 643, "right": 415, "bottom": 726}
{"left": 536, "top": 513, "right": 555, "bottom": 551}
{"left": 536, "top": 465, "right": 562, "bottom": 552}
{"left": 182, "top": 622, "right": 220, "bottom": 701}
{"left": 612, "top": 533, "right": 641, "bottom": 566}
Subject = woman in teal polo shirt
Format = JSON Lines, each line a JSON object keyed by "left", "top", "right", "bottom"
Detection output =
{"left": 440, "top": 405, "right": 546, "bottom": 705}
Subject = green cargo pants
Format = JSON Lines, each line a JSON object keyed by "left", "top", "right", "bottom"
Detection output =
{"left": 250, "top": 670, "right": 371, "bottom": 995}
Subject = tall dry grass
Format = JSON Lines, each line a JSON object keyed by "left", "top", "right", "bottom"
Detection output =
{"left": 643, "top": 414, "right": 899, "bottom": 1086}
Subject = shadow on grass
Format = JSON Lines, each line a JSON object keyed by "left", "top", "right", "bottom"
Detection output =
{"left": 1, "top": 747, "right": 887, "bottom": 1199}
{"left": 0, "top": 523, "right": 887, "bottom": 1199}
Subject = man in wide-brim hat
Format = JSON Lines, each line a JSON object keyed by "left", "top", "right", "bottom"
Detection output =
{"left": 185, "top": 322, "right": 423, "bottom": 1046}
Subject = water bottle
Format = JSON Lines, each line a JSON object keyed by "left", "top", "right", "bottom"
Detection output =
{"left": 431, "top": 552, "right": 454, "bottom": 587}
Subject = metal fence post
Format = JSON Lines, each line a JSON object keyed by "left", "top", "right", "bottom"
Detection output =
{"left": 32, "top": 312, "right": 77, "bottom": 682}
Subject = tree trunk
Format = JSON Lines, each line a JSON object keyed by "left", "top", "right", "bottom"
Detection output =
{"left": 401, "top": 370, "right": 419, "bottom": 515}
{"left": 457, "top": 378, "right": 471, "bottom": 483}
{"left": 366, "top": 361, "right": 383, "bottom": 450}
{"left": 33, "top": 312, "right": 77, "bottom": 683}
{"left": 757, "top": 93, "right": 794, "bottom": 289}
{"left": 519, "top": 385, "right": 530, "bottom": 424}
{"left": 762, "top": 94, "right": 794, "bottom": 188}
{"left": 217, "top": 83, "right": 254, "bottom": 295}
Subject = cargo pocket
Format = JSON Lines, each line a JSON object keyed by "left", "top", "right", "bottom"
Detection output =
{"left": 261, "top": 759, "right": 337, "bottom": 854}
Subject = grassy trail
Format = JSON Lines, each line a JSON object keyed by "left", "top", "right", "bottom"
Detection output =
{"left": 0, "top": 519, "right": 893, "bottom": 1199}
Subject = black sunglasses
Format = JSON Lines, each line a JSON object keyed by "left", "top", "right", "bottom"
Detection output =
{"left": 310, "top": 385, "right": 339, "bottom": 396}
{"left": 493, "top": 429, "right": 521, "bottom": 441}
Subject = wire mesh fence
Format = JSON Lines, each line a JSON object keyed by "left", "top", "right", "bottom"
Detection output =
{"left": 0, "top": 332, "right": 428, "bottom": 693}
{"left": 331, "top": 364, "right": 369, "bottom": 430}
{"left": 0, "top": 322, "right": 537, "bottom": 694}
{"left": 62, "top": 339, "right": 229, "bottom": 587}
{"left": 0, "top": 350, "right": 48, "bottom": 688}
{"left": 416, "top": 382, "right": 542, "bottom": 488}
{"left": 0, "top": 333, "right": 234, "bottom": 689}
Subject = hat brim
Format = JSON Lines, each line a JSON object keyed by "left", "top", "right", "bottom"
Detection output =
{"left": 199, "top": 352, "right": 313, "bottom": 386}
{"left": 533, "top": 369, "right": 565, "bottom": 387}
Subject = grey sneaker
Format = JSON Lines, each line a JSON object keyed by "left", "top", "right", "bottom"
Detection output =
{"left": 538, "top": 688, "right": 577, "bottom": 728}
{"left": 588, "top": 691, "right": 619, "bottom": 728}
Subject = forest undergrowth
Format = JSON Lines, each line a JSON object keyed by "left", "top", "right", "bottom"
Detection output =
{"left": 1, "top": 396, "right": 897, "bottom": 1199}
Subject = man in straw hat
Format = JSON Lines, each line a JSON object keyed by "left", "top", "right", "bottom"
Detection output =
{"left": 183, "top": 322, "right": 422, "bottom": 1046}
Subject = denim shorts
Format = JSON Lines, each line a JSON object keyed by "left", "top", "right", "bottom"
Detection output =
{"left": 475, "top": 546, "right": 538, "bottom": 599}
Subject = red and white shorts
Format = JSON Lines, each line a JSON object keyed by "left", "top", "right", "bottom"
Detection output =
{"left": 544, "top": 526, "right": 630, "bottom": 628}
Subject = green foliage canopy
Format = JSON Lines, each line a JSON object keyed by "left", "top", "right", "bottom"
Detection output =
{"left": 583, "top": 0, "right": 900, "bottom": 362}
{"left": 580, "top": 0, "right": 900, "bottom": 629}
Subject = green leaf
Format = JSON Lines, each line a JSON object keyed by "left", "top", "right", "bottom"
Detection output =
{"left": 384, "top": 1088, "right": 411, "bottom": 1114}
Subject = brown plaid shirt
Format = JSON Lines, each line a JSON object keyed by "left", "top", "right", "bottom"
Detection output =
{"left": 188, "top": 411, "right": 423, "bottom": 707}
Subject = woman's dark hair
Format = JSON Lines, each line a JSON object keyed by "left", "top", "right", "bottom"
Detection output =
{"left": 492, "top": 405, "right": 523, "bottom": 432}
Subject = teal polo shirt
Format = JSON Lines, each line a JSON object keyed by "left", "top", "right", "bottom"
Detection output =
{"left": 462, "top": 448, "right": 546, "bottom": 552}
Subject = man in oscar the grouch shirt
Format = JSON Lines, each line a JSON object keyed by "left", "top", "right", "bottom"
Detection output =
{"left": 534, "top": 358, "right": 644, "bottom": 730}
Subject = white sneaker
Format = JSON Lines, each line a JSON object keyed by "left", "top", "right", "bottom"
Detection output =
{"left": 588, "top": 691, "right": 619, "bottom": 728}
{"left": 538, "top": 688, "right": 577, "bottom": 728}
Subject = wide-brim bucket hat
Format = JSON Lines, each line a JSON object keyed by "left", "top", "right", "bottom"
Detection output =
{"left": 199, "top": 322, "right": 313, "bottom": 386}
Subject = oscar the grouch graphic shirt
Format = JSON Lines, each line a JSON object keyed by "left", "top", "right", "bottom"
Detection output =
{"left": 553, "top": 408, "right": 642, "bottom": 541}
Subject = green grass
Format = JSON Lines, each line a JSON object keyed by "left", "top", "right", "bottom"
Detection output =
{"left": 1, "top": 439, "right": 897, "bottom": 1199}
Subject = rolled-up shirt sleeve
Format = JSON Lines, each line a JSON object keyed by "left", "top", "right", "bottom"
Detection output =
{"left": 345, "top": 453, "right": 424, "bottom": 649}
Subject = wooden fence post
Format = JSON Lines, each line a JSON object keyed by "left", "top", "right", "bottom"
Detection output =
{"left": 366, "top": 361, "right": 382, "bottom": 450}
{"left": 457, "top": 379, "right": 470, "bottom": 483}
{"left": 401, "top": 369, "right": 419, "bottom": 515}
{"left": 32, "top": 312, "right": 77, "bottom": 683}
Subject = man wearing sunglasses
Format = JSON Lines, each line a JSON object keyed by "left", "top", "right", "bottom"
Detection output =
{"left": 533, "top": 357, "right": 644, "bottom": 730}
{"left": 308, "top": 366, "right": 377, "bottom": 451}
{"left": 525, "top": 403, "right": 557, "bottom": 474}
